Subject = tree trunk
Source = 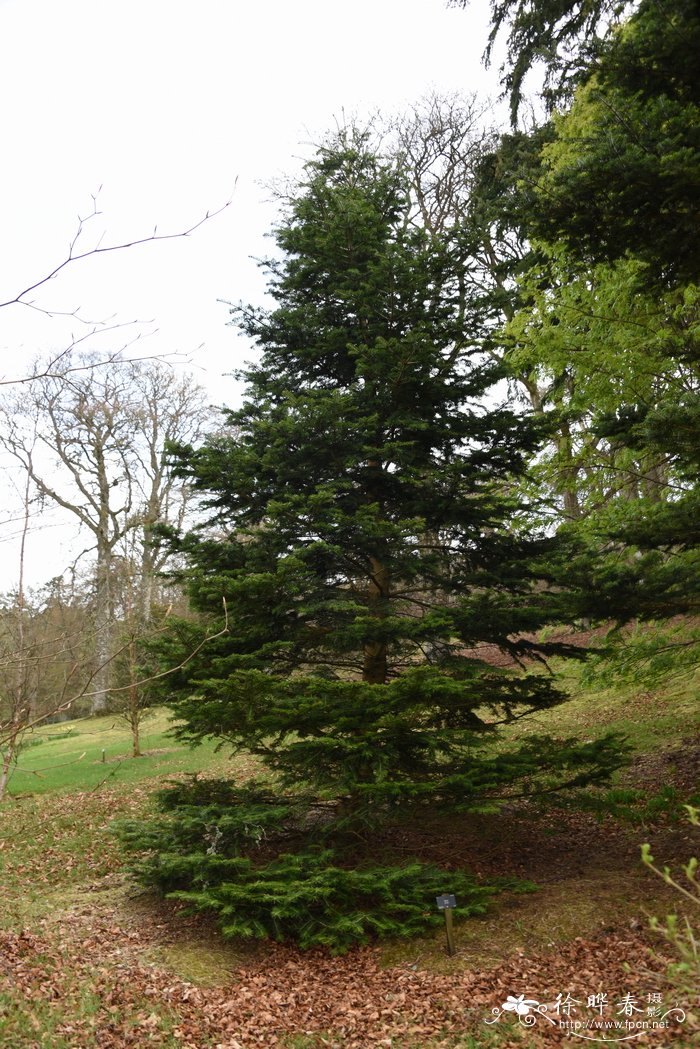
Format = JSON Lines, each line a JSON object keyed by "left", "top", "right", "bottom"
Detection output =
{"left": 363, "top": 556, "right": 390, "bottom": 685}
{"left": 130, "top": 716, "right": 142, "bottom": 758}
{"left": 336, "top": 554, "right": 392, "bottom": 816}
{"left": 556, "top": 421, "right": 583, "bottom": 521}
{"left": 641, "top": 457, "right": 668, "bottom": 503}
{"left": 128, "top": 637, "right": 142, "bottom": 757}
{"left": 0, "top": 728, "right": 20, "bottom": 802}
{"left": 91, "top": 534, "right": 113, "bottom": 714}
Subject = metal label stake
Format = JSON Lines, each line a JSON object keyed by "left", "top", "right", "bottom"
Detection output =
{"left": 435, "top": 893, "right": 457, "bottom": 955}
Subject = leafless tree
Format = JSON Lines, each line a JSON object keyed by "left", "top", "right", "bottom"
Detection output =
{"left": 0, "top": 484, "right": 94, "bottom": 799}
{"left": 0, "top": 598, "right": 229, "bottom": 799}
{"left": 0, "top": 353, "right": 215, "bottom": 713}
{"left": 392, "top": 91, "right": 494, "bottom": 232}
{"left": 0, "top": 442, "right": 36, "bottom": 798}
{"left": 123, "top": 362, "right": 212, "bottom": 622}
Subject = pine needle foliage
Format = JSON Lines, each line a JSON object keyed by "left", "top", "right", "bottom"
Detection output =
{"left": 116, "top": 779, "right": 525, "bottom": 952}
{"left": 118, "top": 131, "right": 626, "bottom": 951}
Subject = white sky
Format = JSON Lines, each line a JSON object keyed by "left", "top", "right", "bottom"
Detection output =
{"left": 0, "top": 0, "right": 502, "bottom": 591}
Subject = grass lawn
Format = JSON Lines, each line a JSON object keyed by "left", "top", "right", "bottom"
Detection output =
{"left": 10, "top": 661, "right": 698, "bottom": 799}
{"left": 5, "top": 708, "right": 255, "bottom": 797}
{"left": 499, "top": 660, "right": 700, "bottom": 754}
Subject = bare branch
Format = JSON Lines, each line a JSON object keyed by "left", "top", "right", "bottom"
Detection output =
{"left": 0, "top": 192, "right": 235, "bottom": 318}
{"left": 0, "top": 599, "right": 229, "bottom": 753}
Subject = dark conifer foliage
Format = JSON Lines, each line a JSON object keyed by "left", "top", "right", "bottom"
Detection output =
{"left": 458, "top": 0, "right": 700, "bottom": 665}
{"left": 450, "top": 0, "right": 635, "bottom": 121}
{"left": 119, "top": 132, "right": 624, "bottom": 950}
{"left": 534, "top": 0, "right": 700, "bottom": 288}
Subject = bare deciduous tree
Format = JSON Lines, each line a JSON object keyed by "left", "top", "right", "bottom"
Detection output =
{"left": 0, "top": 354, "right": 214, "bottom": 713}
{"left": 0, "top": 447, "right": 35, "bottom": 798}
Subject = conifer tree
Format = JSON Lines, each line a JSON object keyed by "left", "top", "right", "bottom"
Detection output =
{"left": 119, "top": 132, "right": 624, "bottom": 950}
{"left": 475, "top": 0, "right": 700, "bottom": 669}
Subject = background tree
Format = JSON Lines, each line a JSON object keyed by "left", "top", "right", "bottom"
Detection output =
{"left": 119, "top": 131, "right": 624, "bottom": 951}
{"left": 501, "top": 252, "right": 694, "bottom": 518}
{"left": 0, "top": 355, "right": 212, "bottom": 713}
{"left": 448, "top": 0, "right": 636, "bottom": 122}
{"left": 109, "top": 539, "right": 192, "bottom": 759}
{"left": 0, "top": 465, "right": 93, "bottom": 800}
{"left": 457, "top": 0, "right": 700, "bottom": 670}
{"left": 530, "top": 0, "right": 700, "bottom": 288}
{"left": 447, "top": 0, "right": 699, "bottom": 285}
{"left": 0, "top": 455, "right": 38, "bottom": 799}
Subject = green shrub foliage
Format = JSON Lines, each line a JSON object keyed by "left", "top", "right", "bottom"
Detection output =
{"left": 118, "top": 781, "right": 496, "bottom": 951}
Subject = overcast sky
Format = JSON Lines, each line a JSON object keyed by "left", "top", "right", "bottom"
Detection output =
{"left": 0, "top": 0, "right": 502, "bottom": 590}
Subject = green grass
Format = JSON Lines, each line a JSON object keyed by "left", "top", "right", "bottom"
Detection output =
{"left": 9, "top": 661, "right": 697, "bottom": 800}
{"left": 6, "top": 708, "right": 254, "bottom": 796}
{"left": 499, "top": 661, "right": 699, "bottom": 755}
{"left": 1, "top": 789, "right": 145, "bottom": 929}
{"left": 0, "top": 970, "right": 193, "bottom": 1049}
{"left": 0, "top": 710, "right": 258, "bottom": 932}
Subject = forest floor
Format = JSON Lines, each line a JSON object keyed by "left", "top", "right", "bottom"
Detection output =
{"left": 1, "top": 676, "right": 699, "bottom": 1048}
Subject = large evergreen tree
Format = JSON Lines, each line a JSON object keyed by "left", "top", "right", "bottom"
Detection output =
{"left": 468, "top": 0, "right": 700, "bottom": 673}
{"left": 119, "top": 133, "right": 623, "bottom": 951}
{"left": 532, "top": 0, "right": 700, "bottom": 288}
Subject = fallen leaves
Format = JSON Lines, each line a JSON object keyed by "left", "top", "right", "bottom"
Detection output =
{"left": 0, "top": 919, "right": 689, "bottom": 1048}
{"left": 1, "top": 784, "right": 698, "bottom": 1047}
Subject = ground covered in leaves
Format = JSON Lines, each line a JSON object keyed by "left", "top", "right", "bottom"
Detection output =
{"left": 2, "top": 686, "right": 700, "bottom": 1048}
{"left": 0, "top": 918, "right": 685, "bottom": 1048}
{"left": 1, "top": 764, "right": 698, "bottom": 1049}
